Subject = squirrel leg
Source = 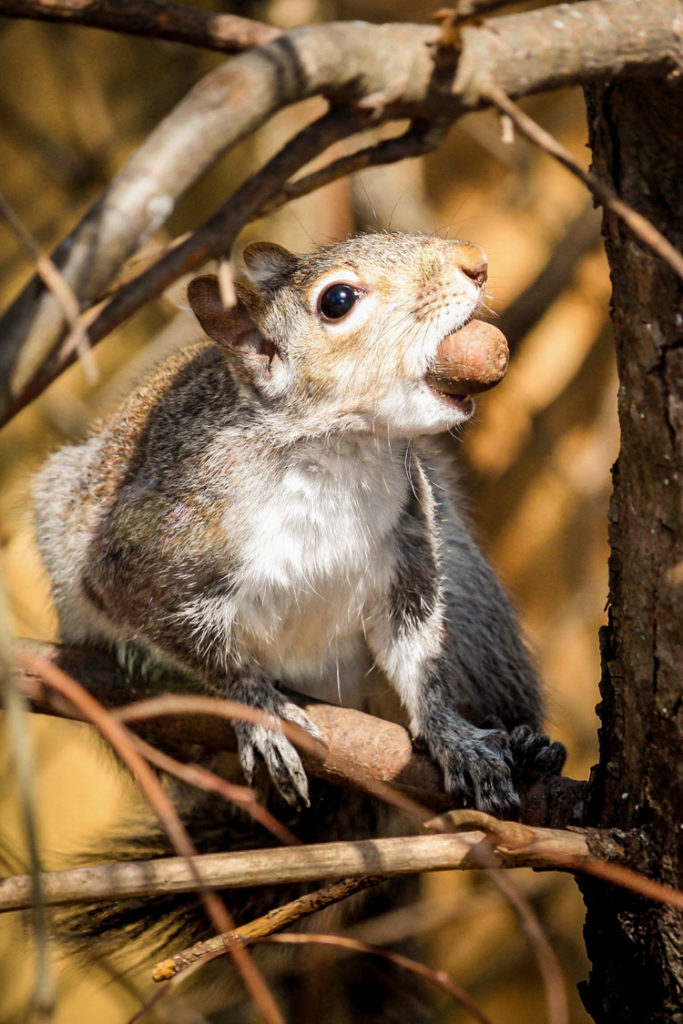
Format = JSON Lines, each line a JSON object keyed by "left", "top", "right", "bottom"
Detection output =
{"left": 366, "top": 608, "right": 521, "bottom": 818}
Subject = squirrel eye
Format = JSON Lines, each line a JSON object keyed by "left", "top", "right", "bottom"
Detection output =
{"left": 319, "top": 284, "right": 358, "bottom": 321}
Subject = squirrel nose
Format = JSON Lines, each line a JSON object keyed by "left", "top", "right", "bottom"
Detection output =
{"left": 460, "top": 252, "right": 488, "bottom": 288}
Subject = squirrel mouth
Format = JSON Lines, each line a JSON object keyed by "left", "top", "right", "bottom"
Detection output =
{"left": 426, "top": 387, "right": 474, "bottom": 414}
{"left": 424, "top": 319, "right": 509, "bottom": 410}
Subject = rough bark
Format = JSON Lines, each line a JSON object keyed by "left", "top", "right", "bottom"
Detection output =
{"left": 579, "top": 74, "right": 683, "bottom": 1023}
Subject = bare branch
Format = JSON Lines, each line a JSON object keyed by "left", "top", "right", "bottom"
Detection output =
{"left": 0, "top": 1, "right": 679, "bottom": 425}
{"left": 482, "top": 83, "right": 683, "bottom": 281}
{"left": 495, "top": 202, "right": 602, "bottom": 352}
{"left": 260, "top": 119, "right": 449, "bottom": 217}
{"left": 0, "top": 827, "right": 593, "bottom": 914}
{"left": 0, "top": 0, "right": 282, "bottom": 54}
{"left": 260, "top": 934, "right": 496, "bottom": 1024}
{"left": 14, "top": 637, "right": 587, "bottom": 828}
{"left": 0, "top": 185, "right": 96, "bottom": 383}
{"left": 127, "top": 732, "right": 300, "bottom": 848}
{"left": 14, "top": 650, "right": 286, "bottom": 1024}
{"left": 153, "top": 876, "right": 388, "bottom": 982}
{"left": 474, "top": 848, "right": 569, "bottom": 1024}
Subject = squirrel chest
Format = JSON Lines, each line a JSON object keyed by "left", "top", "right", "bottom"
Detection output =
{"left": 229, "top": 436, "right": 409, "bottom": 686}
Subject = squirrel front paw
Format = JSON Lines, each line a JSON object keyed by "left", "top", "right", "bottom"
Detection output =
{"left": 229, "top": 678, "right": 322, "bottom": 809}
{"left": 479, "top": 717, "right": 567, "bottom": 787}
{"left": 418, "top": 721, "right": 519, "bottom": 818}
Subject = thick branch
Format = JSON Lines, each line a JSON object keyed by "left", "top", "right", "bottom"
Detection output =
{"left": 0, "top": 1, "right": 282, "bottom": 53}
{"left": 13, "top": 638, "right": 586, "bottom": 828}
{"left": 0, "top": 1, "right": 679, "bottom": 424}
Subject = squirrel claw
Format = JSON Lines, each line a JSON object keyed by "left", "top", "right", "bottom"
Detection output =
{"left": 231, "top": 690, "right": 320, "bottom": 809}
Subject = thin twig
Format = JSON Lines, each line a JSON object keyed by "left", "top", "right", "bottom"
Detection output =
{"left": 399, "top": 806, "right": 569, "bottom": 1024}
{"left": 261, "top": 934, "right": 497, "bottom": 1024}
{"left": 14, "top": 650, "right": 285, "bottom": 1024}
{"left": 1, "top": 666, "right": 56, "bottom": 1016}
{"left": 127, "top": 732, "right": 300, "bottom": 847}
{"left": 483, "top": 860, "right": 568, "bottom": 1024}
{"left": 153, "top": 875, "right": 387, "bottom": 981}
{"left": 482, "top": 83, "right": 683, "bottom": 281}
{"left": 0, "top": 0, "right": 282, "bottom": 54}
{"left": 495, "top": 202, "right": 602, "bottom": 352}
{"left": 258, "top": 120, "right": 449, "bottom": 217}
{"left": 0, "top": 186, "right": 97, "bottom": 383}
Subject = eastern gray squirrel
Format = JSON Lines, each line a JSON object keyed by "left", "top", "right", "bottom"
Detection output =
{"left": 35, "top": 230, "right": 564, "bottom": 814}
{"left": 33, "top": 233, "right": 564, "bottom": 990}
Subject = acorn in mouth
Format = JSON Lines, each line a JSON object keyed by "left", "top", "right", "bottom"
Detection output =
{"left": 425, "top": 319, "right": 509, "bottom": 409}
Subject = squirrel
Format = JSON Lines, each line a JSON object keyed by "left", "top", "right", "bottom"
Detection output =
{"left": 33, "top": 232, "right": 565, "bottom": 1009}
{"left": 34, "top": 230, "right": 564, "bottom": 814}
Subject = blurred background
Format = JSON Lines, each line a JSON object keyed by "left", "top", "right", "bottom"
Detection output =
{"left": 0, "top": 1, "right": 616, "bottom": 1021}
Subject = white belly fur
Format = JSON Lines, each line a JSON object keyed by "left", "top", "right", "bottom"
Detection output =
{"left": 230, "top": 436, "right": 408, "bottom": 703}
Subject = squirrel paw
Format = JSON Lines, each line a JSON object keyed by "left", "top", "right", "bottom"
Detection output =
{"left": 424, "top": 724, "right": 519, "bottom": 819}
{"left": 230, "top": 683, "right": 321, "bottom": 809}
{"left": 509, "top": 724, "right": 567, "bottom": 781}
{"left": 479, "top": 717, "right": 567, "bottom": 786}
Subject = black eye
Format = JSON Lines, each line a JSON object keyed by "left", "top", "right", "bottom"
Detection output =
{"left": 319, "top": 284, "right": 358, "bottom": 321}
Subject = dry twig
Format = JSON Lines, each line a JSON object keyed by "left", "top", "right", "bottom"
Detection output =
{"left": 14, "top": 650, "right": 285, "bottom": 1024}
{"left": 0, "top": 0, "right": 282, "bottom": 53}
{"left": 482, "top": 83, "right": 683, "bottom": 281}
{"left": 0, "top": 186, "right": 96, "bottom": 383}
{"left": 261, "top": 934, "right": 496, "bottom": 1024}
{"left": 127, "top": 732, "right": 300, "bottom": 848}
{"left": 0, "top": 828, "right": 590, "bottom": 914}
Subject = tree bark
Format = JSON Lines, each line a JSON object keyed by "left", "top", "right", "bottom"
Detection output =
{"left": 579, "top": 73, "right": 683, "bottom": 1023}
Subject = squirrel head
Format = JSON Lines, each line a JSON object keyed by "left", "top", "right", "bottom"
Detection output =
{"left": 188, "top": 232, "right": 507, "bottom": 439}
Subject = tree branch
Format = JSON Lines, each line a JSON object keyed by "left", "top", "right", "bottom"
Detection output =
{"left": 0, "top": 828, "right": 592, "bottom": 914}
{"left": 0, "top": 0, "right": 282, "bottom": 54}
{"left": 482, "top": 82, "right": 683, "bottom": 281}
{"left": 13, "top": 638, "right": 587, "bottom": 829}
{"left": 0, "top": 0, "right": 679, "bottom": 425}
{"left": 2, "top": 814, "right": 681, "bottom": 917}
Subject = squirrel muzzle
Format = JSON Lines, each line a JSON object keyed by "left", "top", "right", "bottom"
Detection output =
{"left": 425, "top": 319, "right": 509, "bottom": 396}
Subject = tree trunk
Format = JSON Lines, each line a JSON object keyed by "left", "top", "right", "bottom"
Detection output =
{"left": 579, "top": 74, "right": 683, "bottom": 1023}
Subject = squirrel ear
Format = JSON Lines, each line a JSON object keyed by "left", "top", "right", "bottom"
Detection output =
{"left": 188, "top": 275, "right": 280, "bottom": 373}
{"left": 187, "top": 275, "right": 252, "bottom": 346}
{"left": 242, "top": 242, "right": 297, "bottom": 286}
